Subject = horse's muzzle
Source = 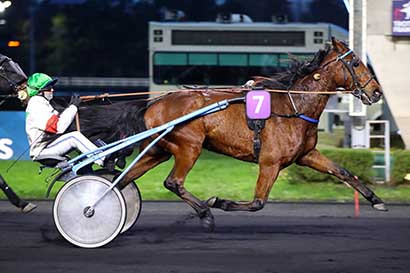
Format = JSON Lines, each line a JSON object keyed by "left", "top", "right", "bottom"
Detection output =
{"left": 360, "top": 88, "right": 382, "bottom": 105}
{"left": 371, "top": 89, "right": 383, "bottom": 103}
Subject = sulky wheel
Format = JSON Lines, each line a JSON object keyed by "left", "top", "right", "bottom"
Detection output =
{"left": 119, "top": 182, "right": 142, "bottom": 233}
{"left": 95, "top": 169, "right": 142, "bottom": 234}
{"left": 53, "top": 175, "right": 126, "bottom": 248}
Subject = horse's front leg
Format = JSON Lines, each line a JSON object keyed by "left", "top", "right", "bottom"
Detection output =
{"left": 296, "top": 148, "right": 387, "bottom": 211}
{"left": 207, "top": 163, "right": 280, "bottom": 212}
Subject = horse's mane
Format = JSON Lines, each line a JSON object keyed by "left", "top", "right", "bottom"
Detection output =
{"left": 79, "top": 100, "right": 148, "bottom": 143}
{"left": 254, "top": 43, "right": 332, "bottom": 89}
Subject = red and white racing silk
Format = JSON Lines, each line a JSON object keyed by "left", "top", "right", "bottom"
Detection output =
{"left": 25, "top": 95, "right": 77, "bottom": 158}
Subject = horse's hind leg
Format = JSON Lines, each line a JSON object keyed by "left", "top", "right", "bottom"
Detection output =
{"left": 163, "top": 144, "right": 215, "bottom": 230}
{"left": 296, "top": 148, "right": 387, "bottom": 211}
{"left": 207, "top": 163, "right": 280, "bottom": 212}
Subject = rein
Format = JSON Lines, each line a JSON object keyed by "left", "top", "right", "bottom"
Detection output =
{"left": 79, "top": 88, "right": 350, "bottom": 102}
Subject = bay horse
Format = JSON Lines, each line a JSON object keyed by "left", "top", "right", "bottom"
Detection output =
{"left": 79, "top": 38, "right": 386, "bottom": 230}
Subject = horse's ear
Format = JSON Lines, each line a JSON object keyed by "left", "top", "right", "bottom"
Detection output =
{"left": 331, "top": 37, "right": 344, "bottom": 52}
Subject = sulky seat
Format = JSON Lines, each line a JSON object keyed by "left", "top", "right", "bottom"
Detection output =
{"left": 34, "top": 155, "right": 69, "bottom": 168}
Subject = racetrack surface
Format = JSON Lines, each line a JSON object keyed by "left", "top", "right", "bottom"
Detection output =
{"left": 1, "top": 201, "right": 409, "bottom": 273}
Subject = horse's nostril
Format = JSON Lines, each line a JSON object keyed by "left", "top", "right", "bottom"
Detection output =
{"left": 373, "top": 90, "right": 382, "bottom": 97}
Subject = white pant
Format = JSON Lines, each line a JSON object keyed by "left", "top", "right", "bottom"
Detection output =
{"left": 39, "top": 131, "right": 104, "bottom": 165}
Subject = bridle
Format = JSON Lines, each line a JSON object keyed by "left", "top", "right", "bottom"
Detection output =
{"left": 277, "top": 46, "right": 377, "bottom": 124}
{"left": 323, "top": 48, "right": 375, "bottom": 103}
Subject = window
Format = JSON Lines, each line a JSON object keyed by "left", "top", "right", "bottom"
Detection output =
{"left": 154, "top": 53, "right": 187, "bottom": 65}
{"left": 279, "top": 54, "right": 290, "bottom": 67}
{"left": 188, "top": 53, "right": 217, "bottom": 65}
{"left": 219, "top": 53, "right": 247, "bottom": 66}
{"left": 249, "top": 54, "right": 279, "bottom": 67}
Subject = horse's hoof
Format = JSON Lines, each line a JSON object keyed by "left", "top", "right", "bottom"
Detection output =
{"left": 21, "top": 202, "right": 37, "bottom": 214}
{"left": 200, "top": 211, "right": 215, "bottom": 232}
{"left": 206, "top": 196, "right": 218, "bottom": 207}
{"left": 372, "top": 203, "right": 388, "bottom": 211}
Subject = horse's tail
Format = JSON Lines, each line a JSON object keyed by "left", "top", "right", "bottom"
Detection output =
{"left": 79, "top": 99, "right": 148, "bottom": 144}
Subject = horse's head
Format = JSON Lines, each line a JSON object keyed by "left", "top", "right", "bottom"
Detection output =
{"left": 0, "top": 54, "right": 28, "bottom": 101}
{"left": 328, "top": 38, "right": 382, "bottom": 105}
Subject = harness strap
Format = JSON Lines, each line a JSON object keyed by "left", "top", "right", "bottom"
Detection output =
{"left": 297, "top": 114, "right": 319, "bottom": 124}
{"left": 247, "top": 119, "right": 265, "bottom": 162}
{"left": 271, "top": 112, "right": 319, "bottom": 124}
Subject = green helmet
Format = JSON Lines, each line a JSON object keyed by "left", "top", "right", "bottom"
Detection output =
{"left": 27, "top": 73, "right": 58, "bottom": 97}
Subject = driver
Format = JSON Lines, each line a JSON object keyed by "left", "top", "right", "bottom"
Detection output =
{"left": 25, "top": 73, "right": 104, "bottom": 166}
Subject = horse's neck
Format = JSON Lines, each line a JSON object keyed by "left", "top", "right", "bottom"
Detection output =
{"left": 291, "top": 70, "right": 336, "bottom": 119}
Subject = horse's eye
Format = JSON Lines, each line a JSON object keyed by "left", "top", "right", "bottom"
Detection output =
{"left": 353, "top": 60, "right": 360, "bottom": 67}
